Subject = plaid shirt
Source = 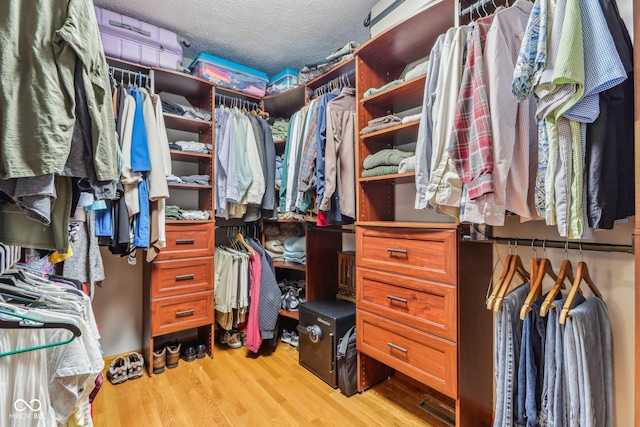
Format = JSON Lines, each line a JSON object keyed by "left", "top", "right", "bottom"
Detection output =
{"left": 448, "top": 16, "right": 496, "bottom": 200}
{"left": 296, "top": 98, "right": 320, "bottom": 194}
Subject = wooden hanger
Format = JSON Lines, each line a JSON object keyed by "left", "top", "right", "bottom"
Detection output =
{"left": 493, "top": 253, "right": 530, "bottom": 312}
{"left": 520, "top": 258, "right": 558, "bottom": 319}
{"left": 487, "top": 254, "right": 513, "bottom": 310}
{"left": 540, "top": 243, "right": 574, "bottom": 316}
{"left": 559, "top": 261, "right": 603, "bottom": 324}
{"left": 519, "top": 241, "right": 558, "bottom": 319}
{"left": 231, "top": 233, "right": 256, "bottom": 255}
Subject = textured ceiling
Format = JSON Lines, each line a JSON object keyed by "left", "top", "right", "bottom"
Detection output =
{"left": 93, "top": 0, "right": 378, "bottom": 77}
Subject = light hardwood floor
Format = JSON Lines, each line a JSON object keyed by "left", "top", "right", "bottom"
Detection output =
{"left": 93, "top": 340, "right": 450, "bottom": 426}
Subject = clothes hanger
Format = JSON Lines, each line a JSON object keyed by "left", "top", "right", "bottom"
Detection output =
{"left": 0, "top": 308, "right": 81, "bottom": 357}
{"left": 493, "top": 240, "right": 531, "bottom": 312}
{"left": 486, "top": 241, "right": 513, "bottom": 310}
{"left": 231, "top": 233, "right": 255, "bottom": 255}
{"left": 519, "top": 241, "right": 558, "bottom": 320}
{"left": 559, "top": 247, "right": 603, "bottom": 324}
{"left": 540, "top": 240, "right": 574, "bottom": 317}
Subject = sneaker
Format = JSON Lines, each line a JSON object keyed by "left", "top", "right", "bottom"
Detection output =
{"left": 220, "top": 330, "right": 242, "bottom": 349}
{"left": 127, "top": 352, "right": 144, "bottom": 379}
{"left": 280, "top": 329, "right": 292, "bottom": 345}
{"left": 289, "top": 331, "right": 299, "bottom": 348}
{"left": 153, "top": 347, "right": 166, "bottom": 374}
{"left": 107, "top": 356, "right": 128, "bottom": 385}
{"left": 166, "top": 342, "right": 181, "bottom": 369}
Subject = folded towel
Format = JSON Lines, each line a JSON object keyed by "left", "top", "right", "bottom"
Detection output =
{"left": 361, "top": 165, "right": 399, "bottom": 178}
{"left": 401, "top": 113, "right": 421, "bottom": 124}
{"left": 363, "top": 149, "right": 414, "bottom": 169}
{"left": 398, "top": 156, "right": 416, "bottom": 173}
{"left": 283, "top": 236, "right": 306, "bottom": 253}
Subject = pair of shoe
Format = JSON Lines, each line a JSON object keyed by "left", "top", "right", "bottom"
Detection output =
{"left": 219, "top": 329, "right": 245, "bottom": 349}
{"left": 280, "top": 329, "right": 299, "bottom": 348}
{"left": 153, "top": 342, "right": 181, "bottom": 374}
{"left": 181, "top": 341, "right": 208, "bottom": 362}
{"left": 107, "top": 352, "right": 144, "bottom": 385}
{"left": 281, "top": 287, "right": 304, "bottom": 312}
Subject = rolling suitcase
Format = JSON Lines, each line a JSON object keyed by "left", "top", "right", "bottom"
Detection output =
{"left": 94, "top": 7, "right": 183, "bottom": 70}
{"left": 364, "top": 0, "right": 438, "bottom": 38}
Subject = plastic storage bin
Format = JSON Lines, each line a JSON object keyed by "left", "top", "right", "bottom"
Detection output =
{"left": 189, "top": 53, "right": 268, "bottom": 97}
{"left": 267, "top": 68, "right": 298, "bottom": 95}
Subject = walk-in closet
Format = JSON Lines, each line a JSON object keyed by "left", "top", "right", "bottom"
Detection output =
{"left": 0, "top": 0, "right": 638, "bottom": 425}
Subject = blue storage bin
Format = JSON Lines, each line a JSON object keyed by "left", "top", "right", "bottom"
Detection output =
{"left": 189, "top": 52, "right": 268, "bottom": 97}
{"left": 267, "top": 68, "right": 299, "bottom": 95}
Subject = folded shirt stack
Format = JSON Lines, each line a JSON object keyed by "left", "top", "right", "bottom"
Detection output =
{"left": 361, "top": 149, "right": 415, "bottom": 178}
{"left": 283, "top": 235, "right": 306, "bottom": 265}
{"left": 161, "top": 99, "right": 212, "bottom": 121}
{"left": 359, "top": 114, "right": 402, "bottom": 135}
{"left": 166, "top": 174, "right": 183, "bottom": 184}
{"left": 271, "top": 118, "right": 289, "bottom": 141}
{"left": 164, "top": 205, "right": 211, "bottom": 220}
{"left": 171, "top": 140, "right": 212, "bottom": 154}
{"left": 165, "top": 205, "right": 184, "bottom": 220}
{"left": 263, "top": 222, "right": 305, "bottom": 262}
{"left": 180, "top": 174, "right": 211, "bottom": 185}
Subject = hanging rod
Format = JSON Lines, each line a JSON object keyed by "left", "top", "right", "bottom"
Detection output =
{"left": 313, "top": 69, "right": 356, "bottom": 98}
{"left": 461, "top": 235, "right": 635, "bottom": 254}
{"left": 459, "top": 0, "right": 497, "bottom": 16}
{"left": 215, "top": 93, "right": 261, "bottom": 111}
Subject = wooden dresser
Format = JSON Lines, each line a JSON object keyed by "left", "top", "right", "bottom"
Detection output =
{"left": 356, "top": 225, "right": 493, "bottom": 425}
{"left": 142, "top": 223, "right": 215, "bottom": 375}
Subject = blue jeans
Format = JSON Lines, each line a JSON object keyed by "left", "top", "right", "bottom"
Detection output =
{"left": 517, "top": 293, "right": 561, "bottom": 427}
{"left": 494, "top": 284, "right": 529, "bottom": 427}
{"left": 563, "top": 297, "right": 614, "bottom": 427}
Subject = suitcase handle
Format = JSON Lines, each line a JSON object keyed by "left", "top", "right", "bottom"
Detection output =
{"left": 109, "top": 20, "right": 151, "bottom": 38}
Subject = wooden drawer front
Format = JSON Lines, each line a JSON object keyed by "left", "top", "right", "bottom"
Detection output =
{"left": 151, "top": 291, "right": 214, "bottom": 336}
{"left": 151, "top": 257, "right": 213, "bottom": 299}
{"left": 356, "top": 227, "right": 457, "bottom": 284}
{"left": 156, "top": 223, "right": 214, "bottom": 260}
{"left": 356, "top": 268, "right": 457, "bottom": 341}
{"left": 357, "top": 310, "right": 457, "bottom": 398}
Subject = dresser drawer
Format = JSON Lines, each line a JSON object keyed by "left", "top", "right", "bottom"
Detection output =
{"left": 357, "top": 310, "right": 457, "bottom": 398}
{"left": 357, "top": 267, "right": 457, "bottom": 341}
{"left": 356, "top": 227, "right": 457, "bottom": 284}
{"left": 151, "top": 291, "right": 214, "bottom": 336}
{"left": 156, "top": 223, "right": 214, "bottom": 260}
{"left": 151, "top": 257, "right": 213, "bottom": 299}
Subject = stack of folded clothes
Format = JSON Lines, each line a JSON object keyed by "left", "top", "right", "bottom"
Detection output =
{"left": 169, "top": 140, "right": 212, "bottom": 154}
{"left": 179, "top": 174, "right": 210, "bottom": 185}
{"left": 270, "top": 118, "right": 289, "bottom": 141}
{"left": 361, "top": 149, "right": 415, "bottom": 178}
{"left": 162, "top": 99, "right": 211, "bottom": 121}
{"left": 359, "top": 114, "right": 402, "bottom": 135}
{"left": 262, "top": 222, "right": 305, "bottom": 262}
{"left": 283, "top": 236, "right": 306, "bottom": 265}
{"left": 164, "top": 205, "right": 211, "bottom": 220}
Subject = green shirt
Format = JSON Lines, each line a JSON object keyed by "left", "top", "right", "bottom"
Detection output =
{"left": 0, "top": 0, "right": 118, "bottom": 180}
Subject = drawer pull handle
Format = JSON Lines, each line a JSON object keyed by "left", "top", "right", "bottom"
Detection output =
{"left": 175, "top": 274, "right": 195, "bottom": 281}
{"left": 387, "top": 295, "right": 408, "bottom": 304}
{"left": 387, "top": 342, "right": 408, "bottom": 353}
{"left": 176, "top": 239, "right": 195, "bottom": 245}
{"left": 387, "top": 248, "right": 408, "bottom": 256}
{"left": 175, "top": 309, "right": 195, "bottom": 318}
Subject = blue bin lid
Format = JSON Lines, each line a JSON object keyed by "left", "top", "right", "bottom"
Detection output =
{"left": 269, "top": 68, "right": 298, "bottom": 85}
{"left": 189, "top": 52, "right": 268, "bottom": 82}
